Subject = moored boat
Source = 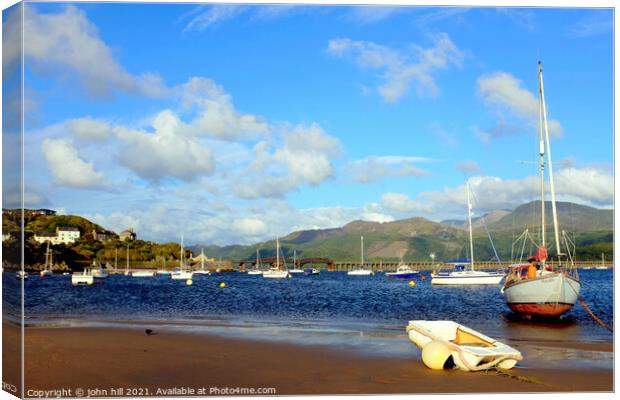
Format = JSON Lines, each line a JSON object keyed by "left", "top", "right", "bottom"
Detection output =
{"left": 72, "top": 269, "right": 94, "bottom": 285}
{"left": 263, "top": 238, "right": 291, "bottom": 279}
{"left": 347, "top": 236, "right": 375, "bottom": 276}
{"left": 304, "top": 268, "right": 320, "bottom": 276}
{"left": 385, "top": 256, "right": 419, "bottom": 279}
{"left": 501, "top": 62, "right": 580, "bottom": 318}
{"left": 16, "top": 270, "right": 29, "bottom": 280}
{"left": 171, "top": 236, "right": 193, "bottom": 281}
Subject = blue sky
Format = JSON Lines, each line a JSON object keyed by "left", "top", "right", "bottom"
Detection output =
{"left": 3, "top": 3, "right": 614, "bottom": 245}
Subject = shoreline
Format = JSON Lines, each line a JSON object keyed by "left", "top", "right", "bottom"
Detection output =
{"left": 2, "top": 321, "right": 613, "bottom": 396}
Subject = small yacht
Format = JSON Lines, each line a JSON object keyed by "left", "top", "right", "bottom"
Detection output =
{"left": 347, "top": 236, "right": 375, "bottom": 276}
{"left": 304, "top": 268, "right": 320, "bottom": 276}
{"left": 171, "top": 236, "right": 193, "bottom": 281}
{"left": 248, "top": 249, "right": 265, "bottom": 275}
{"left": 263, "top": 238, "right": 291, "bottom": 279}
{"left": 193, "top": 248, "right": 211, "bottom": 275}
{"left": 40, "top": 242, "right": 53, "bottom": 277}
{"left": 385, "top": 259, "right": 419, "bottom": 279}
{"left": 289, "top": 250, "right": 304, "bottom": 274}
{"left": 91, "top": 260, "right": 109, "bottom": 279}
{"left": 16, "top": 270, "right": 29, "bottom": 280}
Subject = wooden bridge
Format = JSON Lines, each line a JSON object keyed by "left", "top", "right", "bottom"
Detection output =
{"left": 233, "top": 259, "right": 610, "bottom": 272}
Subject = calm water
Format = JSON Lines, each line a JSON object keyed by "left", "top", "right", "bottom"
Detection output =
{"left": 3, "top": 269, "right": 614, "bottom": 355}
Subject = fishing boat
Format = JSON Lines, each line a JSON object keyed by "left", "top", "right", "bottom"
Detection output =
{"left": 501, "top": 62, "right": 581, "bottom": 318}
{"left": 385, "top": 254, "right": 419, "bottom": 279}
{"left": 39, "top": 241, "right": 53, "bottom": 277}
{"left": 347, "top": 236, "right": 374, "bottom": 276}
{"left": 248, "top": 249, "right": 264, "bottom": 275}
{"left": 406, "top": 320, "right": 522, "bottom": 371}
{"left": 431, "top": 184, "right": 504, "bottom": 285}
{"left": 72, "top": 268, "right": 94, "bottom": 285}
{"left": 288, "top": 250, "right": 304, "bottom": 274}
{"left": 193, "top": 248, "right": 211, "bottom": 275}
{"left": 263, "top": 238, "right": 291, "bottom": 279}
{"left": 171, "top": 236, "right": 193, "bottom": 280}
{"left": 304, "top": 268, "right": 320, "bottom": 276}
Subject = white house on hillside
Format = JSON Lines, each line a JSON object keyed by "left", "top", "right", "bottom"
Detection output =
{"left": 33, "top": 227, "right": 81, "bottom": 245}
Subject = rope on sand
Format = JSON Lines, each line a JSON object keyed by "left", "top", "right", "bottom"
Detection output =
{"left": 486, "top": 367, "right": 563, "bottom": 390}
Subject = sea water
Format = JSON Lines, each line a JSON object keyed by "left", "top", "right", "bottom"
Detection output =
{"left": 3, "top": 269, "right": 613, "bottom": 359}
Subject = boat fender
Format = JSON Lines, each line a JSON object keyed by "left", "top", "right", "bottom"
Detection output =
{"left": 219, "top": 282, "right": 226, "bottom": 288}
{"left": 409, "top": 281, "right": 415, "bottom": 287}
{"left": 186, "top": 279, "right": 193, "bottom": 286}
{"left": 421, "top": 341, "right": 455, "bottom": 370}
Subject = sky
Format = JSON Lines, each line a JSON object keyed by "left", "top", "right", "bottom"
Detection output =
{"left": 1, "top": 2, "right": 614, "bottom": 245}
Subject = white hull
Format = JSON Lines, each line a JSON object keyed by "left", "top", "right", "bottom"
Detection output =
{"left": 92, "top": 270, "right": 108, "bottom": 279}
{"left": 347, "top": 269, "right": 374, "bottom": 276}
{"left": 247, "top": 270, "right": 264, "bottom": 275}
{"left": 39, "top": 270, "right": 53, "bottom": 277}
{"left": 170, "top": 271, "right": 193, "bottom": 280}
{"left": 131, "top": 271, "right": 155, "bottom": 277}
{"left": 431, "top": 270, "right": 504, "bottom": 285}
{"left": 407, "top": 320, "right": 522, "bottom": 371}
{"left": 502, "top": 271, "right": 580, "bottom": 317}
{"left": 288, "top": 269, "right": 305, "bottom": 274}
{"left": 156, "top": 270, "right": 171, "bottom": 275}
{"left": 262, "top": 270, "right": 290, "bottom": 279}
{"left": 72, "top": 274, "right": 94, "bottom": 285}
{"left": 193, "top": 270, "right": 211, "bottom": 275}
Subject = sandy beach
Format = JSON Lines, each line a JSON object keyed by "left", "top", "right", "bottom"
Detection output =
{"left": 2, "top": 321, "right": 613, "bottom": 396}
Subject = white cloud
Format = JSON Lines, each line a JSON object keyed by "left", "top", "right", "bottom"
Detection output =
{"left": 477, "top": 71, "right": 563, "bottom": 140}
{"left": 41, "top": 138, "right": 106, "bottom": 188}
{"left": 183, "top": 4, "right": 246, "bottom": 32}
{"left": 456, "top": 160, "right": 482, "bottom": 175}
{"left": 380, "top": 167, "right": 613, "bottom": 218}
{"left": 16, "top": 5, "right": 168, "bottom": 99}
{"left": 568, "top": 11, "right": 613, "bottom": 38}
{"left": 346, "top": 6, "right": 404, "bottom": 24}
{"left": 116, "top": 110, "right": 214, "bottom": 182}
{"left": 66, "top": 117, "right": 113, "bottom": 141}
{"left": 179, "top": 77, "right": 269, "bottom": 140}
{"left": 232, "top": 218, "right": 268, "bottom": 237}
{"left": 234, "top": 123, "right": 342, "bottom": 198}
{"left": 327, "top": 33, "right": 464, "bottom": 102}
{"left": 348, "top": 156, "right": 433, "bottom": 183}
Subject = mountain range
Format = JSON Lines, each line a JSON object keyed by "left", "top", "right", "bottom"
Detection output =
{"left": 192, "top": 201, "right": 613, "bottom": 262}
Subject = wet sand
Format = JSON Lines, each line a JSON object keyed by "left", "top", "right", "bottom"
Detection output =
{"left": 2, "top": 322, "right": 613, "bottom": 396}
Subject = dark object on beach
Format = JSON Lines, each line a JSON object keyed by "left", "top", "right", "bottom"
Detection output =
{"left": 145, "top": 329, "right": 153, "bottom": 335}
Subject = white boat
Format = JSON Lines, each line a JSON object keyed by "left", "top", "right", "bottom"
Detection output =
{"left": 193, "top": 248, "right": 211, "bottom": 275}
{"left": 91, "top": 260, "right": 108, "bottom": 279}
{"left": 248, "top": 249, "right": 264, "bottom": 275}
{"left": 431, "top": 185, "right": 504, "bottom": 285}
{"left": 131, "top": 270, "right": 155, "bottom": 277}
{"left": 501, "top": 62, "right": 580, "bottom": 318}
{"left": 171, "top": 236, "right": 193, "bottom": 281}
{"left": 289, "top": 250, "right": 304, "bottom": 274}
{"left": 407, "top": 320, "right": 522, "bottom": 371}
{"left": 16, "top": 270, "right": 28, "bottom": 280}
{"left": 40, "top": 242, "right": 53, "bottom": 277}
{"left": 593, "top": 253, "right": 607, "bottom": 269}
{"left": 304, "top": 268, "right": 320, "bottom": 276}
{"left": 263, "top": 238, "right": 291, "bottom": 279}
{"left": 72, "top": 268, "right": 94, "bottom": 285}
{"left": 347, "top": 236, "right": 375, "bottom": 276}
{"left": 157, "top": 269, "right": 171, "bottom": 275}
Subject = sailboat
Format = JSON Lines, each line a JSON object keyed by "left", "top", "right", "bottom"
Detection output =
{"left": 39, "top": 241, "right": 53, "bottom": 277}
{"left": 91, "top": 259, "right": 109, "bottom": 279}
{"left": 171, "top": 236, "right": 193, "bottom": 280}
{"left": 248, "top": 249, "right": 265, "bottom": 275}
{"left": 431, "top": 184, "right": 504, "bottom": 285}
{"left": 288, "top": 250, "right": 304, "bottom": 274}
{"left": 385, "top": 252, "right": 419, "bottom": 279}
{"left": 347, "top": 236, "right": 374, "bottom": 276}
{"left": 193, "top": 248, "right": 211, "bottom": 275}
{"left": 594, "top": 253, "right": 607, "bottom": 270}
{"left": 124, "top": 244, "right": 131, "bottom": 276}
{"left": 263, "top": 238, "right": 291, "bottom": 279}
{"left": 501, "top": 62, "right": 581, "bottom": 318}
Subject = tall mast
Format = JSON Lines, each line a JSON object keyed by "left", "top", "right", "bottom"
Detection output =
{"left": 201, "top": 248, "right": 205, "bottom": 271}
{"left": 115, "top": 248, "right": 118, "bottom": 270}
{"left": 361, "top": 236, "right": 364, "bottom": 266}
{"left": 466, "top": 183, "right": 475, "bottom": 271}
{"left": 538, "top": 61, "right": 562, "bottom": 256}
{"left": 126, "top": 243, "right": 129, "bottom": 273}
{"left": 180, "top": 235, "right": 184, "bottom": 271}
{"left": 537, "top": 62, "right": 546, "bottom": 248}
{"left": 276, "top": 237, "right": 280, "bottom": 270}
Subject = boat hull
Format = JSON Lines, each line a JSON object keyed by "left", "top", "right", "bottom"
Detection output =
{"left": 131, "top": 271, "right": 155, "bottom": 278}
{"left": 385, "top": 272, "right": 419, "bottom": 279}
{"left": 247, "top": 270, "right": 264, "bottom": 275}
{"left": 431, "top": 271, "right": 504, "bottom": 285}
{"left": 262, "top": 270, "right": 291, "bottom": 279}
{"left": 170, "top": 271, "right": 193, "bottom": 280}
{"left": 347, "top": 269, "right": 374, "bottom": 276}
{"left": 72, "top": 275, "right": 94, "bottom": 285}
{"left": 502, "top": 272, "right": 580, "bottom": 318}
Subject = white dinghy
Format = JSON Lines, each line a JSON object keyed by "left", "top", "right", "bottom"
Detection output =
{"left": 406, "top": 320, "right": 522, "bottom": 371}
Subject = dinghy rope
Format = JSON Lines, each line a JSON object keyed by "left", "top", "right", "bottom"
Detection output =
{"left": 566, "top": 279, "right": 612, "bottom": 333}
